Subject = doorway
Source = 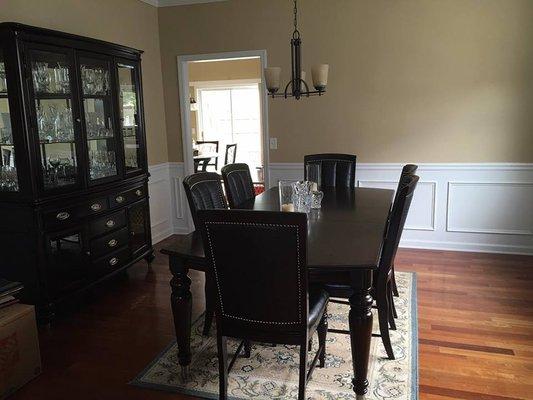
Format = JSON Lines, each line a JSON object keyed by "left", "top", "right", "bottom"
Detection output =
{"left": 177, "top": 51, "right": 269, "bottom": 189}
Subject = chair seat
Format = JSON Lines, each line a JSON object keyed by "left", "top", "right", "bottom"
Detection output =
{"left": 308, "top": 289, "right": 329, "bottom": 332}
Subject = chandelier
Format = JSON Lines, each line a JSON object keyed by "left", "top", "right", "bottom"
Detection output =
{"left": 264, "top": 0, "right": 329, "bottom": 100}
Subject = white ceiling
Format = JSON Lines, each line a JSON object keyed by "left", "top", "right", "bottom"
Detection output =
{"left": 140, "top": 0, "right": 227, "bottom": 7}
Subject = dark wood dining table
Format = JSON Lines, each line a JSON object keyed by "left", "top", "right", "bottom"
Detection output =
{"left": 193, "top": 153, "right": 220, "bottom": 172}
{"left": 160, "top": 185, "right": 394, "bottom": 397}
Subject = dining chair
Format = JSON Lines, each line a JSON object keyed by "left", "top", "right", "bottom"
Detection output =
{"left": 196, "top": 140, "right": 219, "bottom": 171}
{"left": 182, "top": 172, "right": 228, "bottom": 336}
{"left": 322, "top": 174, "right": 419, "bottom": 360}
{"left": 391, "top": 164, "right": 418, "bottom": 299}
{"left": 304, "top": 153, "right": 357, "bottom": 188}
{"left": 224, "top": 143, "right": 237, "bottom": 165}
{"left": 221, "top": 163, "right": 256, "bottom": 209}
{"left": 196, "top": 209, "right": 329, "bottom": 400}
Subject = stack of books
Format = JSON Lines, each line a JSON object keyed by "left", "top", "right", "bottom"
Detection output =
{"left": 0, "top": 279, "right": 23, "bottom": 310}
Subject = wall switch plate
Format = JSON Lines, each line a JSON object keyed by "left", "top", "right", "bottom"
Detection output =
{"left": 269, "top": 138, "right": 278, "bottom": 150}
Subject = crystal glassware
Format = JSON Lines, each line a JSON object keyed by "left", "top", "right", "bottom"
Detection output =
{"left": 279, "top": 180, "right": 297, "bottom": 212}
{"left": 311, "top": 190, "right": 324, "bottom": 209}
{"left": 306, "top": 163, "right": 321, "bottom": 191}
{"left": 292, "top": 180, "right": 313, "bottom": 213}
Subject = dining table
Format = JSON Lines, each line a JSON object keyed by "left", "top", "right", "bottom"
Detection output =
{"left": 193, "top": 152, "right": 220, "bottom": 172}
{"left": 160, "top": 185, "right": 394, "bottom": 398}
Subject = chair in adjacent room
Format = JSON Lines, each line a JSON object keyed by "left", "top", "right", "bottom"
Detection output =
{"left": 221, "top": 163, "right": 256, "bottom": 209}
{"left": 224, "top": 143, "right": 237, "bottom": 166}
{"left": 182, "top": 172, "right": 228, "bottom": 335}
{"left": 304, "top": 153, "right": 357, "bottom": 188}
{"left": 196, "top": 140, "right": 220, "bottom": 171}
{"left": 196, "top": 209, "right": 329, "bottom": 400}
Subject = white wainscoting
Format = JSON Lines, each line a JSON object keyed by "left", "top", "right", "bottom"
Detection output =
{"left": 269, "top": 163, "right": 533, "bottom": 255}
{"left": 148, "top": 162, "right": 191, "bottom": 244}
{"left": 149, "top": 162, "right": 533, "bottom": 254}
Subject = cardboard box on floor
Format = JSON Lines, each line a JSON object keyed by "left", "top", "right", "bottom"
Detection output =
{"left": 0, "top": 304, "right": 41, "bottom": 399}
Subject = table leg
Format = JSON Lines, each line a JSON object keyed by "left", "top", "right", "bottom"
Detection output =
{"left": 348, "top": 269, "right": 374, "bottom": 398}
{"left": 169, "top": 255, "right": 192, "bottom": 378}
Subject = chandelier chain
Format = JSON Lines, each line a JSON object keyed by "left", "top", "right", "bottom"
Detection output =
{"left": 293, "top": 0, "right": 300, "bottom": 39}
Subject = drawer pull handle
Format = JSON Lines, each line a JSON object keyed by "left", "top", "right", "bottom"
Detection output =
{"left": 135, "top": 189, "right": 142, "bottom": 196}
{"left": 108, "top": 239, "right": 118, "bottom": 248}
{"left": 56, "top": 212, "right": 70, "bottom": 221}
{"left": 115, "top": 195, "right": 125, "bottom": 203}
{"left": 109, "top": 257, "right": 118, "bottom": 266}
{"left": 91, "top": 203, "right": 102, "bottom": 211}
{"left": 106, "top": 219, "right": 115, "bottom": 228}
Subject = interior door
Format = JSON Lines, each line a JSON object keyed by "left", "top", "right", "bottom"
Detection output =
{"left": 78, "top": 52, "right": 121, "bottom": 185}
{"left": 26, "top": 44, "right": 84, "bottom": 194}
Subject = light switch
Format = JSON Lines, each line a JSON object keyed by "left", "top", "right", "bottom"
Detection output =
{"left": 269, "top": 138, "right": 278, "bottom": 150}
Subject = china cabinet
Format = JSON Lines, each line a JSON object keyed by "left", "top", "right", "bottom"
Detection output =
{"left": 0, "top": 23, "right": 153, "bottom": 321}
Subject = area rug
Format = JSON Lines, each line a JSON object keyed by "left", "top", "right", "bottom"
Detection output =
{"left": 132, "top": 271, "right": 417, "bottom": 400}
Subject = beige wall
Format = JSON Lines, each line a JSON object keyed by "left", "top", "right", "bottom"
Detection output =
{"left": 0, "top": 0, "right": 168, "bottom": 165}
{"left": 159, "top": 0, "right": 533, "bottom": 163}
{"left": 189, "top": 58, "right": 261, "bottom": 82}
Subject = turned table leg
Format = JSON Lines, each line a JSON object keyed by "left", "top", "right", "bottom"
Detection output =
{"left": 169, "top": 255, "right": 192, "bottom": 378}
{"left": 349, "top": 269, "right": 374, "bottom": 399}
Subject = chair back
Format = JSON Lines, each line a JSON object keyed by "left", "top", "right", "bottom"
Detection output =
{"left": 221, "top": 163, "right": 255, "bottom": 208}
{"left": 304, "top": 153, "right": 357, "bottom": 188}
{"left": 196, "top": 140, "right": 219, "bottom": 170}
{"left": 183, "top": 172, "right": 227, "bottom": 228}
{"left": 379, "top": 174, "right": 419, "bottom": 276}
{"left": 224, "top": 143, "right": 237, "bottom": 165}
{"left": 197, "top": 209, "right": 309, "bottom": 340}
{"left": 394, "top": 164, "right": 418, "bottom": 204}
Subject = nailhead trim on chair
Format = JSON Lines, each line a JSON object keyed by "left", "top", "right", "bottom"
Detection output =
{"left": 205, "top": 221, "right": 303, "bottom": 325}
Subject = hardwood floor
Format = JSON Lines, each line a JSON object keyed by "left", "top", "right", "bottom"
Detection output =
{"left": 10, "top": 237, "right": 533, "bottom": 400}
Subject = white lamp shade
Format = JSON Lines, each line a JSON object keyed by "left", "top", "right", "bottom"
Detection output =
{"left": 264, "top": 67, "right": 281, "bottom": 93}
{"left": 311, "top": 64, "right": 329, "bottom": 90}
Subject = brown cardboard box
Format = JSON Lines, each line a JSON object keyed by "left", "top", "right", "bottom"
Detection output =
{"left": 0, "top": 304, "right": 41, "bottom": 399}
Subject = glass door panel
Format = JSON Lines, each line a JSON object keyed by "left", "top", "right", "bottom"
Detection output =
{"left": 117, "top": 63, "right": 141, "bottom": 172}
{"left": 0, "top": 50, "right": 19, "bottom": 192}
{"left": 80, "top": 56, "right": 118, "bottom": 181}
{"left": 30, "top": 49, "right": 79, "bottom": 190}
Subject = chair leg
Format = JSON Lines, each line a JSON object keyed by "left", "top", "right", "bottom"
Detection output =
{"left": 217, "top": 335, "right": 228, "bottom": 400}
{"left": 387, "top": 286, "right": 397, "bottom": 330}
{"left": 244, "top": 340, "right": 251, "bottom": 358}
{"left": 389, "top": 282, "right": 398, "bottom": 321}
{"left": 298, "top": 340, "right": 308, "bottom": 400}
{"left": 377, "top": 284, "right": 395, "bottom": 360}
{"left": 392, "top": 266, "right": 399, "bottom": 297}
{"left": 317, "top": 312, "right": 328, "bottom": 368}
{"left": 308, "top": 338, "right": 312, "bottom": 351}
{"left": 203, "top": 277, "right": 215, "bottom": 336}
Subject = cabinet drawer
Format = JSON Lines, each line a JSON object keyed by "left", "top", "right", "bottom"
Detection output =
{"left": 89, "top": 210, "right": 126, "bottom": 237}
{"left": 109, "top": 186, "right": 145, "bottom": 208}
{"left": 90, "top": 227, "right": 129, "bottom": 258}
{"left": 92, "top": 247, "right": 130, "bottom": 275}
{"left": 43, "top": 206, "right": 84, "bottom": 228}
{"left": 86, "top": 197, "right": 109, "bottom": 215}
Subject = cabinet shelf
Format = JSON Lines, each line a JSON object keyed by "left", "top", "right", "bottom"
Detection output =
{"left": 34, "top": 92, "right": 72, "bottom": 100}
{"left": 40, "top": 140, "right": 76, "bottom": 144}
{"left": 83, "top": 94, "right": 110, "bottom": 99}
{"left": 87, "top": 136, "right": 114, "bottom": 141}
{"left": 0, "top": 142, "right": 14, "bottom": 146}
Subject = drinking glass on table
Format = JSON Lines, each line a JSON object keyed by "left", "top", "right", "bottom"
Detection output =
{"left": 279, "top": 180, "right": 296, "bottom": 212}
{"left": 306, "top": 163, "right": 321, "bottom": 191}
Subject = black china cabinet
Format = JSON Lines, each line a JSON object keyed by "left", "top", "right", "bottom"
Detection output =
{"left": 0, "top": 23, "right": 153, "bottom": 321}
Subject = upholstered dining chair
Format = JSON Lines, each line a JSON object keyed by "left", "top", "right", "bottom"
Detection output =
{"left": 221, "top": 163, "right": 256, "bottom": 209}
{"left": 197, "top": 209, "right": 329, "bottom": 400}
{"left": 391, "top": 164, "right": 418, "bottom": 299}
{"left": 224, "top": 143, "right": 237, "bottom": 165}
{"left": 321, "top": 173, "right": 419, "bottom": 360}
{"left": 182, "top": 172, "right": 228, "bottom": 336}
{"left": 304, "top": 153, "right": 357, "bottom": 188}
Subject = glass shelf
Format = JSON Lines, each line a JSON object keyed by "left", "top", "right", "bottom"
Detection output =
{"left": 40, "top": 140, "right": 76, "bottom": 145}
{"left": 87, "top": 136, "right": 114, "bottom": 141}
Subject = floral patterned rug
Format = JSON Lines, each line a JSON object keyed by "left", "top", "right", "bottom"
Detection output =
{"left": 132, "top": 272, "right": 417, "bottom": 400}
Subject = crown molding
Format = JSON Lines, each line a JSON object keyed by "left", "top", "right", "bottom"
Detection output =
{"left": 140, "top": 0, "right": 227, "bottom": 7}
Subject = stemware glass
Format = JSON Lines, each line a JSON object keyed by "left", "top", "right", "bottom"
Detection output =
{"left": 32, "top": 62, "right": 51, "bottom": 93}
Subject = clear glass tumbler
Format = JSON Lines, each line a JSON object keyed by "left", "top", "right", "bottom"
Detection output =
{"left": 306, "top": 163, "right": 321, "bottom": 191}
{"left": 279, "top": 180, "right": 296, "bottom": 212}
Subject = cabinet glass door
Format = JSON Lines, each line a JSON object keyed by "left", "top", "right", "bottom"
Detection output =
{"left": 0, "top": 49, "right": 19, "bottom": 192}
{"left": 30, "top": 49, "right": 79, "bottom": 190}
{"left": 117, "top": 62, "right": 143, "bottom": 173}
{"left": 79, "top": 56, "right": 118, "bottom": 182}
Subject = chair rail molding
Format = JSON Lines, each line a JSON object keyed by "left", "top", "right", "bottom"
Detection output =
{"left": 149, "top": 162, "right": 533, "bottom": 254}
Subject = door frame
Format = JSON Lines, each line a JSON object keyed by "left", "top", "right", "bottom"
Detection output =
{"left": 176, "top": 50, "right": 270, "bottom": 186}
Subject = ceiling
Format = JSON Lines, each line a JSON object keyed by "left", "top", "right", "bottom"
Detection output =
{"left": 140, "top": 0, "right": 226, "bottom": 7}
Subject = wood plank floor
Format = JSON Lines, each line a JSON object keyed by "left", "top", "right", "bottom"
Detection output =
{"left": 10, "top": 237, "right": 533, "bottom": 400}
